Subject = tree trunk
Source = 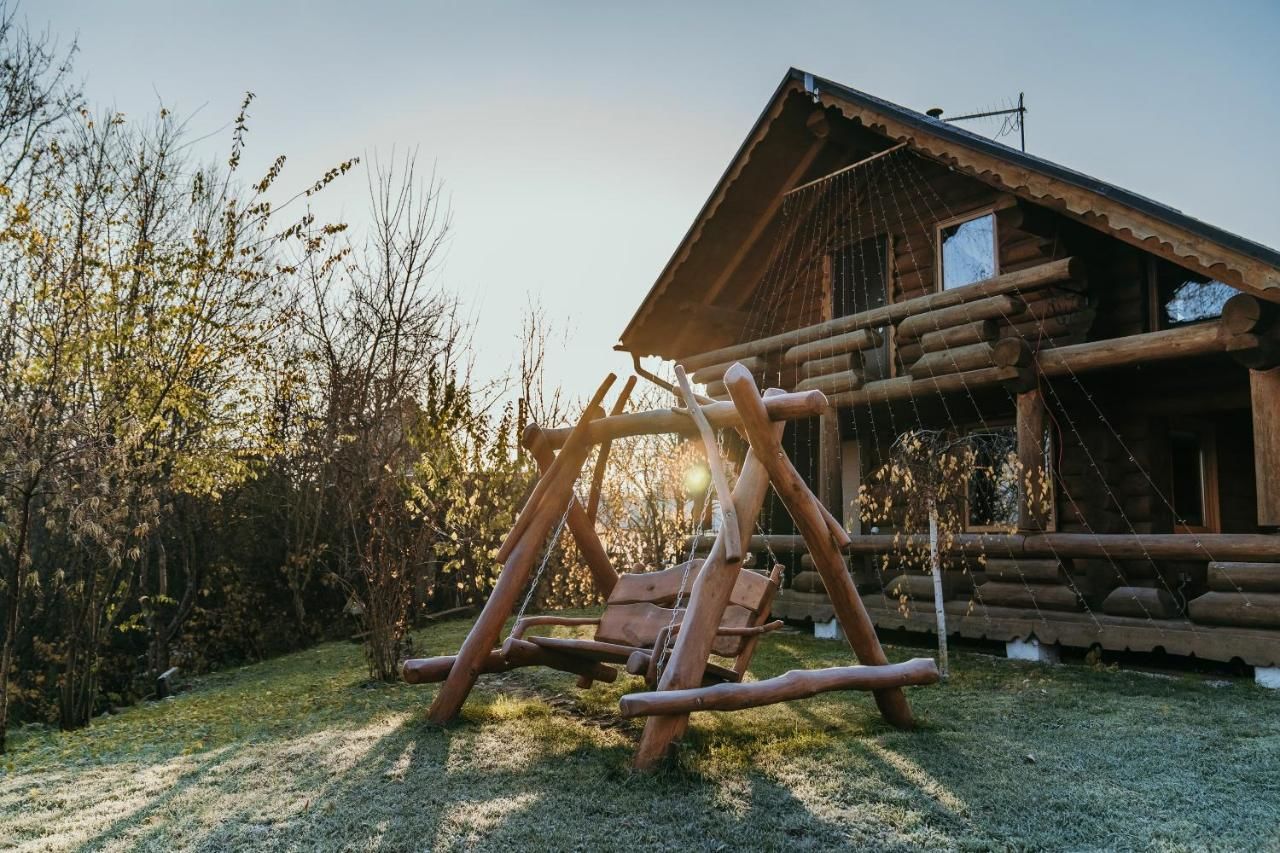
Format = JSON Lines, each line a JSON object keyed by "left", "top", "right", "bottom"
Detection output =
{"left": 929, "top": 506, "right": 949, "bottom": 680}
{"left": 0, "top": 489, "right": 34, "bottom": 753}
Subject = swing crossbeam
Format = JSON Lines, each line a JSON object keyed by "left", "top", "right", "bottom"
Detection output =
{"left": 408, "top": 365, "right": 936, "bottom": 770}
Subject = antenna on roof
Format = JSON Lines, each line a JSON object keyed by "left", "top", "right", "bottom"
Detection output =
{"left": 928, "top": 92, "right": 1027, "bottom": 152}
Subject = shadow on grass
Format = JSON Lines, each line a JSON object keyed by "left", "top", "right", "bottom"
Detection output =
{"left": 9, "top": 617, "right": 1280, "bottom": 851}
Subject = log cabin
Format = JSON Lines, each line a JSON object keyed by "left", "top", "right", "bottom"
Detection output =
{"left": 616, "top": 69, "right": 1280, "bottom": 673}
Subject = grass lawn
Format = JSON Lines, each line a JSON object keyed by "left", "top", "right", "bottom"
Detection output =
{"left": 3, "top": 615, "right": 1278, "bottom": 852}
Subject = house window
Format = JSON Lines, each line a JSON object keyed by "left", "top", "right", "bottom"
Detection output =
{"left": 1150, "top": 260, "right": 1239, "bottom": 328}
{"left": 1169, "top": 421, "right": 1219, "bottom": 533}
{"left": 966, "top": 426, "right": 1019, "bottom": 530}
{"left": 938, "top": 211, "right": 997, "bottom": 290}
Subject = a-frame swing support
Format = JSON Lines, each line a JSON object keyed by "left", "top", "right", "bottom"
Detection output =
{"left": 420, "top": 364, "right": 931, "bottom": 768}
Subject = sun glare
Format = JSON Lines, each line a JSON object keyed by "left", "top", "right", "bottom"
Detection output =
{"left": 684, "top": 463, "right": 710, "bottom": 493}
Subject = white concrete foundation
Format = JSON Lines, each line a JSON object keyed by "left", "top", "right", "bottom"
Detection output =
{"left": 1006, "top": 638, "right": 1060, "bottom": 664}
{"left": 1256, "top": 666, "right": 1280, "bottom": 689}
{"left": 814, "top": 619, "right": 845, "bottom": 641}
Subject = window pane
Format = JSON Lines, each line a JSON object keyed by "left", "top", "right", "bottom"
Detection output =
{"left": 1164, "top": 279, "right": 1237, "bottom": 325}
{"left": 1169, "top": 430, "right": 1204, "bottom": 527}
{"left": 941, "top": 213, "right": 995, "bottom": 290}
{"left": 967, "top": 427, "right": 1018, "bottom": 528}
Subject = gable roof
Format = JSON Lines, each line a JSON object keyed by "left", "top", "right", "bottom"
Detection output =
{"left": 619, "top": 68, "right": 1280, "bottom": 358}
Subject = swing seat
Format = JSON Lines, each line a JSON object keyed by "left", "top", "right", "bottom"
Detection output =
{"left": 508, "top": 558, "right": 784, "bottom": 687}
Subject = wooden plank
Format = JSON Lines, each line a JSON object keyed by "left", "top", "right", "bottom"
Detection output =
{"left": 1251, "top": 367, "right": 1280, "bottom": 526}
{"left": 595, "top": 601, "right": 755, "bottom": 656}
{"left": 500, "top": 637, "right": 619, "bottom": 683}
{"left": 618, "top": 659, "right": 940, "bottom": 717}
{"left": 678, "top": 257, "right": 1080, "bottom": 371}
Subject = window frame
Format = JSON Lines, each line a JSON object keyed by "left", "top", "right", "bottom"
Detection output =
{"left": 1168, "top": 418, "right": 1220, "bottom": 534}
{"left": 934, "top": 207, "right": 1001, "bottom": 293}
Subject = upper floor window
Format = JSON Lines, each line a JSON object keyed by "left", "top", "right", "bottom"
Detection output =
{"left": 1151, "top": 260, "right": 1239, "bottom": 328}
{"left": 938, "top": 211, "right": 997, "bottom": 290}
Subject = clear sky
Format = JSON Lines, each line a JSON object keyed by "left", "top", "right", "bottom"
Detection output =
{"left": 37, "top": 0, "right": 1280, "bottom": 399}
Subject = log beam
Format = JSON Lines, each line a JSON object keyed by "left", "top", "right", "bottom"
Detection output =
{"left": 678, "top": 258, "right": 1079, "bottom": 372}
{"left": 843, "top": 532, "right": 1280, "bottom": 561}
{"left": 536, "top": 389, "right": 827, "bottom": 450}
{"left": 619, "top": 659, "right": 940, "bottom": 717}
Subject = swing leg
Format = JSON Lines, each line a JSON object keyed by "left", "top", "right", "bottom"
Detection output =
{"left": 525, "top": 426, "right": 619, "bottom": 598}
{"left": 427, "top": 437, "right": 595, "bottom": 724}
{"left": 632, "top": 414, "right": 784, "bottom": 770}
{"left": 724, "top": 364, "right": 916, "bottom": 730}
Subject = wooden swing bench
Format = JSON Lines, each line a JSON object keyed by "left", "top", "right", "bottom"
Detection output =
{"left": 403, "top": 363, "right": 940, "bottom": 769}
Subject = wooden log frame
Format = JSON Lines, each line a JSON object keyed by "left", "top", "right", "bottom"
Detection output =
{"left": 843, "top": 532, "right": 1280, "bottom": 562}
{"left": 723, "top": 364, "right": 917, "bottom": 730}
{"left": 525, "top": 428, "right": 618, "bottom": 597}
{"left": 674, "top": 365, "right": 742, "bottom": 565}
{"left": 677, "top": 257, "right": 1080, "bottom": 372}
{"left": 632, "top": 393, "right": 788, "bottom": 770}
{"left": 830, "top": 321, "right": 1237, "bottom": 409}
{"left": 586, "top": 375, "right": 637, "bottom": 523}
{"left": 896, "top": 294, "right": 1027, "bottom": 341}
{"left": 801, "top": 352, "right": 857, "bottom": 379}
{"left": 538, "top": 389, "right": 827, "bottom": 449}
{"left": 619, "top": 659, "right": 940, "bottom": 718}
{"left": 498, "top": 375, "right": 617, "bottom": 563}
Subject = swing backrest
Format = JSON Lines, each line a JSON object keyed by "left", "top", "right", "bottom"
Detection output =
{"left": 594, "top": 560, "right": 778, "bottom": 657}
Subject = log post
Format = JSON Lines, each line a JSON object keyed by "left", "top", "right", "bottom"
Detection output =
{"left": 427, "top": 423, "right": 597, "bottom": 724}
{"left": 586, "top": 375, "right": 637, "bottom": 523}
{"left": 1251, "top": 367, "right": 1280, "bottom": 527}
{"left": 724, "top": 364, "right": 916, "bottom": 730}
{"left": 1017, "top": 387, "right": 1050, "bottom": 531}
{"left": 524, "top": 427, "right": 618, "bottom": 597}
{"left": 819, "top": 407, "right": 842, "bottom": 522}
{"left": 632, "top": 396, "right": 785, "bottom": 770}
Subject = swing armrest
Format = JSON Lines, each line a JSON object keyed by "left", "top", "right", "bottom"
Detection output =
{"left": 715, "top": 620, "right": 784, "bottom": 638}
{"left": 510, "top": 616, "right": 600, "bottom": 641}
